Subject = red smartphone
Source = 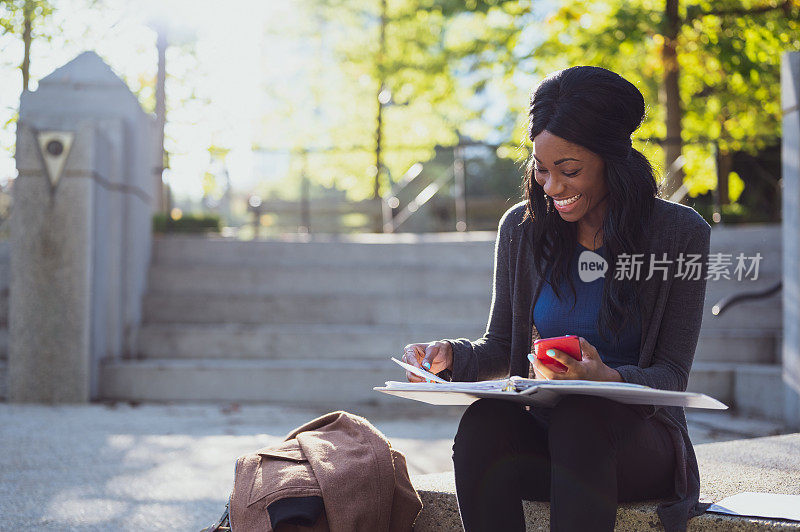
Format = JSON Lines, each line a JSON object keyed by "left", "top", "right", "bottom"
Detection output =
{"left": 532, "top": 335, "right": 582, "bottom": 372}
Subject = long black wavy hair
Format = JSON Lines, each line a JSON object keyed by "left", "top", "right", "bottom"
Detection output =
{"left": 522, "top": 65, "right": 660, "bottom": 345}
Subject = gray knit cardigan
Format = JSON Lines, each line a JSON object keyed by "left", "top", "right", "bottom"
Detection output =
{"left": 443, "top": 197, "right": 713, "bottom": 532}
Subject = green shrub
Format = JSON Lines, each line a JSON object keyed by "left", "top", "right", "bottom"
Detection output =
{"left": 153, "top": 213, "right": 221, "bottom": 233}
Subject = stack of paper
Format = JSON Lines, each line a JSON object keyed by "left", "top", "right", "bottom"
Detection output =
{"left": 378, "top": 358, "right": 728, "bottom": 410}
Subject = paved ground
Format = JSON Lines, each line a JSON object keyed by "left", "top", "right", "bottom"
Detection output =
{"left": 0, "top": 401, "right": 791, "bottom": 531}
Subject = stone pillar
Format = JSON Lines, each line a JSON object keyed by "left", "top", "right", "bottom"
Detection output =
{"left": 9, "top": 52, "right": 155, "bottom": 402}
{"left": 782, "top": 51, "right": 800, "bottom": 429}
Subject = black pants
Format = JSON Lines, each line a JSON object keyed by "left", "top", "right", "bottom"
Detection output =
{"left": 452, "top": 395, "right": 676, "bottom": 531}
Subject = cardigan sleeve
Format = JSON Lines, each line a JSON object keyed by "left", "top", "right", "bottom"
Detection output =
{"left": 615, "top": 219, "right": 712, "bottom": 400}
{"left": 438, "top": 207, "right": 518, "bottom": 382}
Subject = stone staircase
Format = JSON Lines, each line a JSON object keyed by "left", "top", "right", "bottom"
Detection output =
{"left": 97, "top": 233, "right": 496, "bottom": 406}
{"left": 688, "top": 224, "right": 785, "bottom": 420}
{"left": 94, "top": 226, "right": 785, "bottom": 417}
{"left": 0, "top": 225, "right": 787, "bottom": 418}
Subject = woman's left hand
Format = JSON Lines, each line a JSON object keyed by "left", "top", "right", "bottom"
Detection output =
{"left": 531, "top": 337, "right": 622, "bottom": 382}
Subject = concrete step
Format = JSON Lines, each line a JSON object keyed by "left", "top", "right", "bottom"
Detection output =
{"left": 412, "top": 431, "right": 800, "bottom": 531}
{"left": 142, "top": 293, "right": 491, "bottom": 326}
{"left": 687, "top": 363, "right": 786, "bottom": 419}
{"left": 688, "top": 363, "right": 739, "bottom": 410}
{"left": 145, "top": 267, "right": 779, "bottom": 298}
{"left": 709, "top": 223, "right": 781, "bottom": 250}
{"left": 99, "top": 358, "right": 786, "bottom": 418}
{"left": 146, "top": 263, "right": 493, "bottom": 296}
{"left": 151, "top": 225, "right": 781, "bottom": 266}
{"left": 137, "top": 323, "right": 481, "bottom": 359}
{"left": 150, "top": 232, "right": 781, "bottom": 270}
{"left": 151, "top": 234, "right": 496, "bottom": 267}
{"left": 733, "top": 364, "right": 791, "bottom": 420}
{"left": 98, "top": 358, "right": 403, "bottom": 405}
{"left": 694, "top": 329, "right": 781, "bottom": 364}
{"left": 137, "top": 322, "right": 778, "bottom": 364}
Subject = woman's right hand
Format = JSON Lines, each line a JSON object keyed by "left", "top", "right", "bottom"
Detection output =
{"left": 402, "top": 341, "right": 454, "bottom": 382}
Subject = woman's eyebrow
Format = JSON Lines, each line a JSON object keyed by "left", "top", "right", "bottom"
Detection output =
{"left": 533, "top": 155, "right": 580, "bottom": 165}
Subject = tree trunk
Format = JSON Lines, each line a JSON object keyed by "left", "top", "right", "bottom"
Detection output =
{"left": 155, "top": 28, "right": 168, "bottom": 214}
{"left": 373, "top": 0, "right": 388, "bottom": 231}
{"left": 21, "top": 1, "right": 33, "bottom": 92}
{"left": 716, "top": 148, "right": 731, "bottom": 206}
{"left": 660, "top": 0, "right": 683, "bottom": 201}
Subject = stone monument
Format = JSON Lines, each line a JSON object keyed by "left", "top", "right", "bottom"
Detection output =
{"left": 9, "top": 51, "right": 156, "bottom": 402}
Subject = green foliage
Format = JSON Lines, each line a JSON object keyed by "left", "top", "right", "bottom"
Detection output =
{"left": 728, "top": 171, "right": 745, "bottom": 202}
{"left": 522, "top": 0, "right": 800, "bottom": 198}
{"left": 259, "top": 0, "right": 532, "bottom": 201}
{"left": 153, "top": 213, "right": 221, "bottom": 233}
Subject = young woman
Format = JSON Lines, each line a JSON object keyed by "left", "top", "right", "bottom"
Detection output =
{"left": 402, "top": 66, "right": 712, "bottom": 532}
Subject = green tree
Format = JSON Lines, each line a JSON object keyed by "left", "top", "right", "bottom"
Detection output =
{"left": 256, "top": 0, "right": 531, "bottom": 204}
{"left": 525, "top": 0, "right": 800, "bottom": 201}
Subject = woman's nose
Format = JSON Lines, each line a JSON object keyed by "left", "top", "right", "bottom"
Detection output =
{"left": 542, "top": 178, "right": 565, "bottom": 199}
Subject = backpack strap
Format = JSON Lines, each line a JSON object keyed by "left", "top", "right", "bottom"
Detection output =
{"left": 199, "top": 502, "right": 230, "bottom": 532}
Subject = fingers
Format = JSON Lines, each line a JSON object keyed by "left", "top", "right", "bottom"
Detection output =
{"left": 422, "top": 343, "right": 440, "bottom": 371}
{"left": 545, "top": 348, "right": 579, "bottom": 371}
{"left": 403, "top": 344, "right": 423, "bottom": 368}
{"left": 530, "top": 355, "right": 564, "bottom": 380}
{"left": 405, "top": 369, "right": 425, "bottom": 383}
{"left": 403, "top": 344, "right": 426, "bottom": 382}
{"left": 530, "top": 360, "right": 549, "bottom": 380}
{"left": 577, "top": 336, "right": 597, "bottom": 359}
{"left": 403, "top": 341, "right": 452, "bottom": 382}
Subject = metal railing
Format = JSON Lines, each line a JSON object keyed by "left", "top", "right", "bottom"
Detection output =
{"left": 711, "top": 281, "right": 783, "bottom": 317}
{"left": 658, "top": 155, "right": 688, "bottom": 203}
{"left": 381, "top": 163, "right": 456, "bottom": 233}
{"left": 241, "top": 141, "right": 518, "bottom": 235}
{"left": 381, "top": 145, "right": 469, "bottom": 233}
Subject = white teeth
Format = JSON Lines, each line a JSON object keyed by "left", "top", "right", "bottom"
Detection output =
{"left": 554, "top": 194, "right": 581, "bottom": 206}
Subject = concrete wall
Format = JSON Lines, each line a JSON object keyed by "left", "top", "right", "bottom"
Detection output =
{"left": 8, "top": 51, "right": 155, "bottom": 402}
{"left": 782, "top": 51, "right": 800, "bottom": 429}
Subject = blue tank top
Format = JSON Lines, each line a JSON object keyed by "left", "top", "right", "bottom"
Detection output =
{"left": 532, "top": 242, "right": 641, "bottom": 368}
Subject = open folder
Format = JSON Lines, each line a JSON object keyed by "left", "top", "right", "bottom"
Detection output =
{"left": 375, "top": 358, "right": 728, "bottom": 410}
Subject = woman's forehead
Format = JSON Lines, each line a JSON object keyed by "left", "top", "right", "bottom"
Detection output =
{"left": 532, "top": 131, "right": 592, "bottom": 162}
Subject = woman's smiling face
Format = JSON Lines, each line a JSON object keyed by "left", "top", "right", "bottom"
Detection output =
{"left": 532, "top": 130, "right": 609, "bottom": 224}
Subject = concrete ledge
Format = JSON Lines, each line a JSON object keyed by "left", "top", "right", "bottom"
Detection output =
{"left": 411, "top": 433, "right": 800, "bottom": 531}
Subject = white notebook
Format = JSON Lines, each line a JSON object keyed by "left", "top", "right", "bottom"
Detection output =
{"left": 378, "top": 358, "right": 728, "bottom": 410}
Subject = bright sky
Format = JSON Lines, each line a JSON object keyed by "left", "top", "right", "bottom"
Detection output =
{"left": 0, "top": 0, "right": 302, "bottom": 200}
